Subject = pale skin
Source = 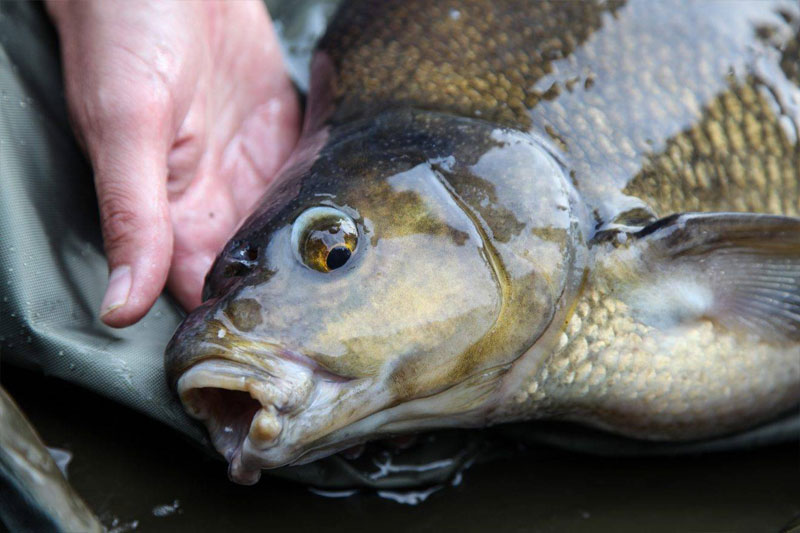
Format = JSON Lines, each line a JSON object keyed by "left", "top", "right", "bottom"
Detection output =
{"left": 45, "top": 0, "right": 301, "bottom": 327}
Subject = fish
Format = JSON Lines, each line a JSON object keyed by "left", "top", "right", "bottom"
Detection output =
{"left": 165, "top": 0, "right": 800, "bottom": 484}
{"left": 0, "top": 386, "right": 102, "bottom": 532}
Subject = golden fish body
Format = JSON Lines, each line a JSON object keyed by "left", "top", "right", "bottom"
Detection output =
{"left": 165, "top": 0, "right": 800, "bottom": 483}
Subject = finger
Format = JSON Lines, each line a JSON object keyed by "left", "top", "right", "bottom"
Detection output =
{"left": 167, "top": 249, "right": 215, "bottom": 311}
{"left": 47, "top": 0, "right": 214, "bottom": 326}
{"left": 168, "top": 179, "right": 241, "bottom": 311}
{"left": 85, "top": 95, "right": 175, "bottom": 328}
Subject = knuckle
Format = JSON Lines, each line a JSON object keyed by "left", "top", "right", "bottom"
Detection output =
{"left": 98, "top": 190, "right": 146, "bottom": 251}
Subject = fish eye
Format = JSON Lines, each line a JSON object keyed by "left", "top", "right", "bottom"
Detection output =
{"left": 291, "top": 207, "right": 358, "bottom": 273}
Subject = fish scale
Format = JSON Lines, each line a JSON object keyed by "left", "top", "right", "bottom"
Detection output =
{"left": 626, "top": 78, "right": 800, "bottom": 216}
{"left": 167, "top": 0, "right": 800, "bottom": 481}
{"left": 320, "top": 0, "right": 621, "bottom": 127}
{"left": 319, "top": 0, "right": 799, "bottom": 219}
{"left": 518, "top": 263, "right": 800, "bottom": 439}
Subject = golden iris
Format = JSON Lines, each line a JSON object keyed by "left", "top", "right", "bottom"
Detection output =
{"left": 292, "top": 207, "right": 358, "bottom": 272}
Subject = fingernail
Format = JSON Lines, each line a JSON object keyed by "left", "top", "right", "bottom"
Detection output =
{"left": 100, "top": 265, "right": 132, "bottom": 318}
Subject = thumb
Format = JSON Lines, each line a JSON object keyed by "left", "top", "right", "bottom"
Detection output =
{"left": 47, "top": 0, "right": 191, "bottom": 327}
{"left": 86, "top": 98, "right": 174, "bottom": 328}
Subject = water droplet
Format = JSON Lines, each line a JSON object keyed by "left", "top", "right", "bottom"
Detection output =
{"left": 107, "top": 518, "right": 139, "bottom": 533}
{"left": 151, "top": 500, "right": 181, "bottom": 518}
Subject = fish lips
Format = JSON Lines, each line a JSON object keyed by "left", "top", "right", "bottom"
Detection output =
{"left": 165, "top": 306, "right": 323, "bottom": 482}
{"left": 165, "top": 302, "right": 375, "bottom": 485}
{"left": 176, "top": 358, "right": 313, "bottom": 484}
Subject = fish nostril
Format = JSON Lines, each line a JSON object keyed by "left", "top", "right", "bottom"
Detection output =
{"left": 221, "top": 242, "right": 261, "bottom": 279}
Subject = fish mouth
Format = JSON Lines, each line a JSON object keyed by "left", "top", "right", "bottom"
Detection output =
{"left": 176, "top": 356, "right": 508, "bottom": 485}
{"left": 174, "top": 345, "right": 506, "bottom": 484}
{"left": 177, "top": 358, "right": 315, "bottom": 485}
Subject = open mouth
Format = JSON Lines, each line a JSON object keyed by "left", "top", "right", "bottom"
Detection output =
{"left": 177, "top": 359, "right": 311, "bottom": 484}
{"left": 176, "top": 352, "right": 421, "bottom": 483}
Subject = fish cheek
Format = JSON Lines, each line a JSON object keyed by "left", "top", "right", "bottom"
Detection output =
{"left": 375, "top": 245, "right": 500, "bottom": 399}
{"left": 300, "top": 229, "right": 501, "bottom": 387}
{"left": 384, "top": 305, "right": 499, "bottom": 400}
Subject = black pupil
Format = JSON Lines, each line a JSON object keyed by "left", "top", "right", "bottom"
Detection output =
{"left": 326, "top": 246, "right": 351, "bottom": 270}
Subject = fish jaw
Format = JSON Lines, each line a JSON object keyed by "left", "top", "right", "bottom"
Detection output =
{"left": 177, "top": 357, "right": 317, "bottom": 484}
{"left": 176, "top": 352, "right": 396, "bottom": 483}
{"left": 175, "top": 353, "right": 508, "bottom": 483}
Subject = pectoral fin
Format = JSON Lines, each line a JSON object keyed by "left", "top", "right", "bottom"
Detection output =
{"left": 615, "top": 212, "right": 800, "bottom": 341}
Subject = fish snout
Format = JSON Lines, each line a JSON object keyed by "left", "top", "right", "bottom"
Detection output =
{"left": 163, "top": 299, "right": 225, "bottom": 385}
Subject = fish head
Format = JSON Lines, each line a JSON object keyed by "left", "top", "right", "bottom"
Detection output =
{"left": 165, "top": 111, "right": 586, "bottom": 483}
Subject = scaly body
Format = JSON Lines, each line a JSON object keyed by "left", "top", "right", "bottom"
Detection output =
{"left": 166, "top": 0, "right": 800, "bottom": 483}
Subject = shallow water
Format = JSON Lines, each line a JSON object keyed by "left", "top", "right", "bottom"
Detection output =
{"left": 2, "top": 364, "right": 798, "bottom": 532}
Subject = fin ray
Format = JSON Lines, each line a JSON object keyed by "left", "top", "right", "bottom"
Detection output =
{"left": 632, "top": 213, "right": 800, "bottom": 341}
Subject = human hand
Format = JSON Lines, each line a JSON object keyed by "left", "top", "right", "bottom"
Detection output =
{"left": 46, "top": 0, "right": 300, "bottom": 327}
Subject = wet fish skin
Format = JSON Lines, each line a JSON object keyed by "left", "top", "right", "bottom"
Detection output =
{"left": 506, "top": 213, "right": 800, "bottom": 439}
{"left": 165, "top": 0, "right": 800, "bottom": 482}
{"left": 166, "top": 109, "right": 582, "bottom": 478}
{"left": 318, "top": 0, "right": 800, "bottom": 217}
